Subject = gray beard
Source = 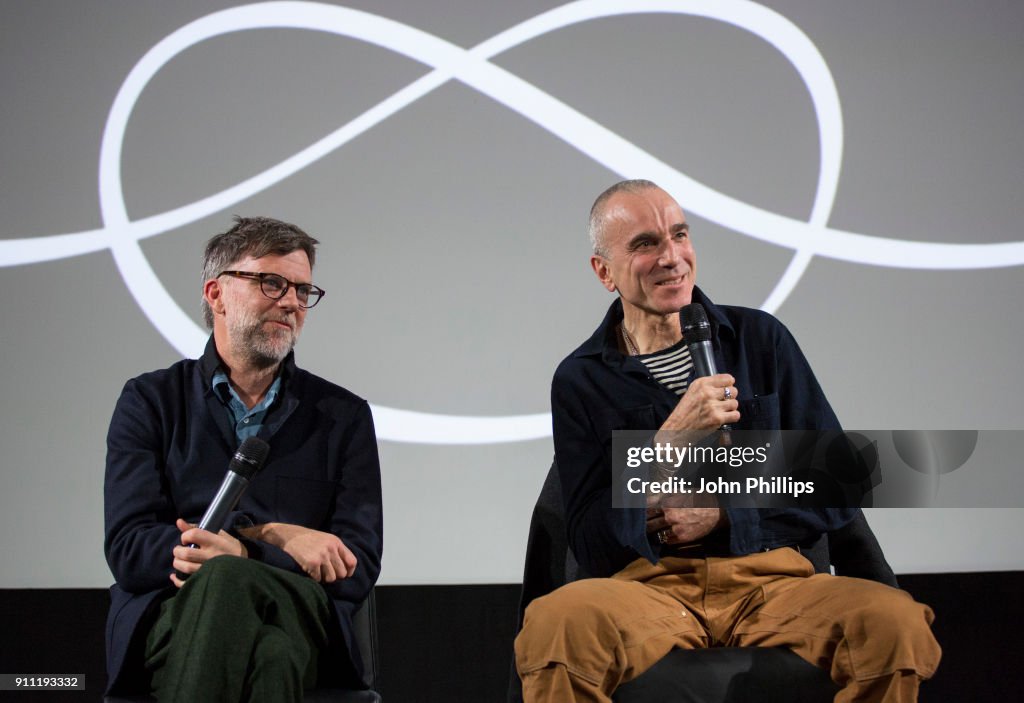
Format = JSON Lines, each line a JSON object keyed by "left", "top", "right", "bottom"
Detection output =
{"left": 228, "top": 309, "right": 300, "bottom": 369}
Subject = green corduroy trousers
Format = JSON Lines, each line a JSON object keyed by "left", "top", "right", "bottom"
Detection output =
{"left": 144, "top": 555, "right": 330, "bottom": 703}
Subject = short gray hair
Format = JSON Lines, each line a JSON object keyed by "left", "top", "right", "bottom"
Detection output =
{"left": 201, "top": 216, "right": 319, "bottom": 329}
{"left": 587, "top": 179, "right": 661, "bottom": 257}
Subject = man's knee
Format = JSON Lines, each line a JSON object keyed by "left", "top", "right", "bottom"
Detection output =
{"left": 190, "top": 553, "right": 250, "bottom": 579}
{"left": 179, "top": 556, "right": 274, "bottom": 610}
{"left": 519, "top": 580, "right": 621, "bottom": 647}
{"left": 857, "top": 588, "right": 935, "bottom": 642}
{"left": 187, "top": 555, "right": 264, "bottom": 589}
{"left": 516, "top": 580, "right": 626, "bottom": 676}
{"left": 516, "top": 577, "right": 701, "bottom": 678}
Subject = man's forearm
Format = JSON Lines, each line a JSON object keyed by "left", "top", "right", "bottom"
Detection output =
{"left": 237, "top": 522, "right": 292, "bottom": 546}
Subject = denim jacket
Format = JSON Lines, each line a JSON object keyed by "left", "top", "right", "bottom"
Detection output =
{"left": 552, "top": 287, "right": 858, "bottom": 578}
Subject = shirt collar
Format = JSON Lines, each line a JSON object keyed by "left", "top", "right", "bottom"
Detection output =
{"left": 572, "top": 286, "right": 735, "bottom": 361}
{"left": 211, "top": 368, "right": 282, "bottom": 407}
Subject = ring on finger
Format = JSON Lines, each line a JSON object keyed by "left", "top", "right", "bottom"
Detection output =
{"left": 657, "top": 528, "right": 672, "bottom": 545}
{"left": 723, "top": 387, "right": 732, "bottom": 400}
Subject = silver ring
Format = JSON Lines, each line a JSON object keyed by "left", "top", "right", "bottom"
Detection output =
{"left": 657, "top": 528, "right": 672, "bottom": 545}
{"left": 724, "top": 388, "right": 732, "bottom": 400}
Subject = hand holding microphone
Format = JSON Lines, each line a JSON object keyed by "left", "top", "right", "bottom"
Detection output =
{"left": 193, "top": 437, "right": 270, "bottom": 539}
{"left": 660, "top": 304, "right": 739, "bottom": 442}
{"left": 172, "top": 437, "right": 269, "bottom": 585}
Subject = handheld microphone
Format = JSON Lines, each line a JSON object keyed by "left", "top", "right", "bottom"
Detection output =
{"left": 191, "top": 437, "right": 270, "bottom": 545}
{"left": 680, "top": 303, "right": 732, "bottom": 443}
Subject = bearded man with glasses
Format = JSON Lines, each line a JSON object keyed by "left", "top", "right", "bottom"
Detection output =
{"left": 103, "top": 216, "right": 382, "bottom": 701}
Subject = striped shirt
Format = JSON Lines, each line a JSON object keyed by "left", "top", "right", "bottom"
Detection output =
{"left": 636, "top": 339, "right": 693, "bottom": 395}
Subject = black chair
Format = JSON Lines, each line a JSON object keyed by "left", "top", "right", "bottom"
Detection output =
{"left": 105, "top": 589, "right": 382, "bottom": 703}
{"left": 509, "top": 463, "right": 898, "bottom": 703}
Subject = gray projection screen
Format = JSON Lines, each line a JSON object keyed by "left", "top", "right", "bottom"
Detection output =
{"left": 2, "top": 0, "right": 1022, "bottom": 587}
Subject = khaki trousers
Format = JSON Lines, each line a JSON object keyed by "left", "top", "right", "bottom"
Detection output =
{"left": 515, "top": 548, "right": 940, "bottom": 703}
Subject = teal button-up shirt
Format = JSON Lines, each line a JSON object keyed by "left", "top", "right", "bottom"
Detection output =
{"left": 211, "top": 370, "right": 282, "bottom": 442}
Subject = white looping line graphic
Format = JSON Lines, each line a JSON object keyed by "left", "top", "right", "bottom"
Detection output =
{"left": 3, "top": 0, "right": 1023, "bottom": 443}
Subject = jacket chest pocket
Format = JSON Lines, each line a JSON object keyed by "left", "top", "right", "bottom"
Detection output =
{"left": 737, "top": 393, "right": 780, "bottom": 430}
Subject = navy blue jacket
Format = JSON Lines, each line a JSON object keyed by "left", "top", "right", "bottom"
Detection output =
{"left": 552, "top": 287, "right": 858, "bottom": 578}
{"left": 104, "top": 337, "right": 383, "bottom": 693}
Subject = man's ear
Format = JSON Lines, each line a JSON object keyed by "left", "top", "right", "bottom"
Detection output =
{"left": 591, "top": 254, "right": 616, "bottom": 293}
{"left": 203, "top": 278, "right": 226, "bottom": 317}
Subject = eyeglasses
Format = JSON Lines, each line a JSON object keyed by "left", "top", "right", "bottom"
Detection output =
{"left": 218, "top": 271, "right": 326, "bottom": 309}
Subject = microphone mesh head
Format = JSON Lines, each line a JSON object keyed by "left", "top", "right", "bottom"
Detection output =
{"left": 229, "top": 437, "right": 270, "bottom": 480}
{"left": 679, "top": 303, "right": 712, "bottom": 343}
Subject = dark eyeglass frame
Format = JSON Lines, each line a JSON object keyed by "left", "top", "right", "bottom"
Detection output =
{"left": 217, "top": 270, "right": 326, "bottom": 309}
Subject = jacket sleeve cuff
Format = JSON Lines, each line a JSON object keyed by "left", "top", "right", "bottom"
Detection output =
{"left": 227, "top": 530, "right": 301, "bottom": 574}
{"left": 616, "top": 506, "right": 658, "bottom": 564}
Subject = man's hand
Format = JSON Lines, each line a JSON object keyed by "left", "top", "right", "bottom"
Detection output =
{"left": 646, "top": 507, "right": 726, "bottom": 545}
{"left": 642, "top": 375, "right": 736, "bottom": 546}
{"left": 170, "top": 518, "right": 247, "bottom": 588}
{"left": 242, "top": 523, "right": 357, "bottom": 583}
{"left": 659, "top": 374, "right": 739, "bottom": 434}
